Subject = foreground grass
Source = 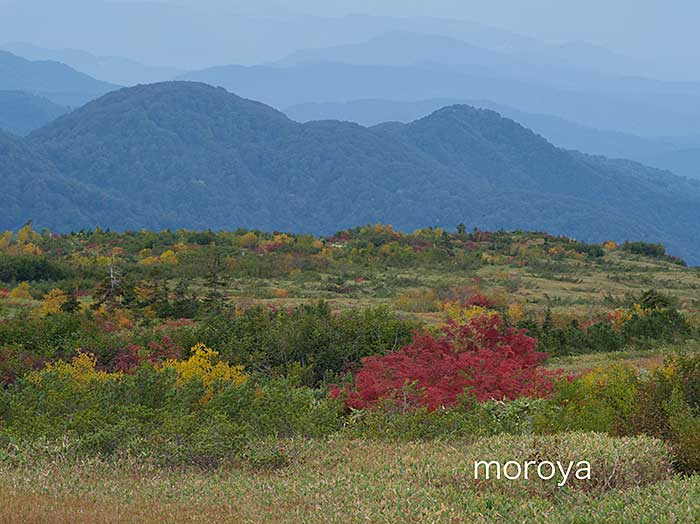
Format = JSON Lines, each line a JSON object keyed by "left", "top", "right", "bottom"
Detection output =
{"left": 1, "top": 436, "right": 698, "bottom": 524}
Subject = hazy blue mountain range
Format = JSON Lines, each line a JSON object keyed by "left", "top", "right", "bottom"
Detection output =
{"left": 0, "top": 50, "right": 117, "bottom": 106}
{"left": 179, "top": 60, "right": 700, "bottom": 138}
{"left": 0, "top": 1, "right": 670, "bottom": 77}
{"left": 285, "top": 98, "right": 700, "bottom": 180}
{"left": 641, "top": 148, "right": 700, "bottom": 181}
{"left": 0, "top": 91, "right": 68, "bottom": 136}
{"left": 276, "top": 31, "right": 646, "bottom": 82}
{"left": 0, "top": 81, "right": 694, "bottom": 262}
{"left": 1, "top": 42, "right": 182, "bottom": 85}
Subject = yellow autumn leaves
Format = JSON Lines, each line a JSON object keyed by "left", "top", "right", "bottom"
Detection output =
{"left": 161, "top": 343, "right": 248, "bottom": 390}
{"left": 29, "top": 343, "right": 248, "bottom": 403}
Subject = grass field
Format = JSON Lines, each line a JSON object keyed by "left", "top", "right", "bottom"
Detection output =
{"left": 1, "top": 435, "right": 698, "bottom": 524}
{"left": 2, "top": 228, "right": 700, "bottom": 522}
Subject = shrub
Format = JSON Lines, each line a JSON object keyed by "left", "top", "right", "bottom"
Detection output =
{"left": 160, "top": 343, "right": 248, "bottom": 402}
{"left": 0, "top": 255, "right": 68, "bottom": 283}
{"left": 629, "top": 352, "right": 700, "bottom": 472}
{"left": 622, "top": 307, "right": 690, "bottom": 343}
{"left": 537, "top": 366, "right": 639, "bottom": 434}
{"left": 211, "top": 378, "right": 344, "bottom": 438}
{"left": 667, "top": 389, "right": 700, "bottom": 473}
{"left": 191, "top": 303, "right": 416, "bottom": 386}
{"left": 333, "top": 314, "right": 553, "bottom": 411}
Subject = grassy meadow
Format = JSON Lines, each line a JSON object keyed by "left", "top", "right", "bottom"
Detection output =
{"left": 1, "top": 224, "right": 700, "bottom": 522}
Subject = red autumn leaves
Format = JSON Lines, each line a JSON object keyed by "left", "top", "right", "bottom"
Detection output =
{"left": 331, "top": 314, "right": 554, "bottom": 411}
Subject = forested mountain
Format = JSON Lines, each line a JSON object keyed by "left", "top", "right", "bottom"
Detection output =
{"left": 0, "top": 91, "right": 68, "bottom": 135}
{"left": 0, "top": 131, "right": 134, "bottom": 231}
{"left": 0, "top": 50, "right": 117, "bottom": 106}
{"left": 3, "top": 81, "right": 698, "bottom": 263}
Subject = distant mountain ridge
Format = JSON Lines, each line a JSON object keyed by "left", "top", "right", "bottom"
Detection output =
{"left": 0, "top": 90, "right": 68, "bottom": 135}
{"left": 178, "top": 60, "right": 700, "bottom": 137}
{"left": 1, "top": 42, "right": 182, "bottom": 85}
{"left": 0, "top": 81, "right": 697, "bottom": 263}
{"left": 285, "top": 98, "right": 699, "bottom": 179}
{"left": 0, "top": 50, "right": 117, "bottom": 106}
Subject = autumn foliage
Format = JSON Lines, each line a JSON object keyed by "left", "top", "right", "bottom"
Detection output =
{"left": 332, "top": 314, "right": 553, "bottom": 411}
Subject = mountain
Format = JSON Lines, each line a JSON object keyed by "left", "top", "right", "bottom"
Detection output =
{"left": 0, "top": 3, "right": 650, "bottom": 74}
{"left": 19, "top": 82, "right": 700, "bottom": 263}
{"left": 0, "top": 90, "right": 68, "bottom": 135}
{"left": 286, "top": 98, "right": 696, "bottom": 175}
{"left": 1, "top": 42, "right": 182, "bottom": 85}
{"left": 277, "top": 30, "right": 648, "bottom": 83}
{"left": 0, "top": 130, "right": 134, "bottom": 231}
{"left": 0, "top": 50, "right": 117, "bottom": 106}
{"left": 278, "top": 31, "right": 515, "bottom": 69}
{"left": 642, "top": 148, "right": 700, "bottom": 180}
{"left": 179, "top": 62, "right": 700, "bottom": 138}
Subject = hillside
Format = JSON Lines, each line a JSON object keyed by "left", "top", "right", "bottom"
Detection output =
{"left": 0, "top": 130, "right": 136, "bottom": 231}
{"left": 285, "top": 98, "right": 692, "bottom": 175}
{"left": 0, "top": 50, "right": 117, "bottom": 106}
{"left": 21, "top": 81, "right": 700, "bottom": 263}
{"left": 0, "top": 90, "right": 68, "bottom": 135}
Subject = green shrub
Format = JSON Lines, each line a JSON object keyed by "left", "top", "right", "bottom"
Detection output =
{"left": 191, "top": 303, "right": 417, "bottom": 386}
{"left": 537, "top": 366, "right": 639, "bottom": 434}
{"left": 212, "top": 378, "right": 344, "bottom": 438}
{"left": 0, "top": 255, "right": 69, "bottom": 283}
{"left": 667, "top": 389, "right": 700, "bottom": 474}
{"left": 622, "top": 308, "right": 690, "bottom": 343}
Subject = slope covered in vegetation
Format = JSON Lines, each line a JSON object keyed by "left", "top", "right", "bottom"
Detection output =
{"left": 1, "top": 81, "right": 694, "bottom": 263}
{"left": 1, "top": 224, "right": 699, "bottom": 522}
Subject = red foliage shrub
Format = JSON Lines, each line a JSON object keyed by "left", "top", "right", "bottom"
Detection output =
{"left": 109, "top": 336, "right": 183, "bottom": 373}
{"left": 111, "top": 344, "right": 143, "bottom": 373}
{"left": 331, "top": 314, "right": 554, "bottom": 411}
{"left": 464, "top": 293, "right": 495, "bottom": 308}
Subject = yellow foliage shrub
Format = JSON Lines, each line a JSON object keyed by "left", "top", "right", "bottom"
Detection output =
{"left": 237, "top": 232, "right": 258, "bottom": 248}
{"left": 158, "top": 249, "right": 178, "bottom": 264}
{"left": 29, "top": 352, "right": 112, "bottom": 385}
{"left": 20, "top": 242, "right": 42, "bottom": 255}
{"left": 507, "top": 302, "right": 526, "bottom": 324}
{"left": 17, "top": 224, "right": 40, "bottom": 244}
{"left": 0, "top": 231, "right": 12, "bottom": 250}
{"left": 9, "top": 282, "right": 32, "bottom": 300}
{"left": 40, "top": 288, "right": 68, "bottom": 316}
{"left": 440, "top": 302, "right": 498, "bottom": 324}
{"left": 161, "top": 343, "right": 248, "bottom": 401}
